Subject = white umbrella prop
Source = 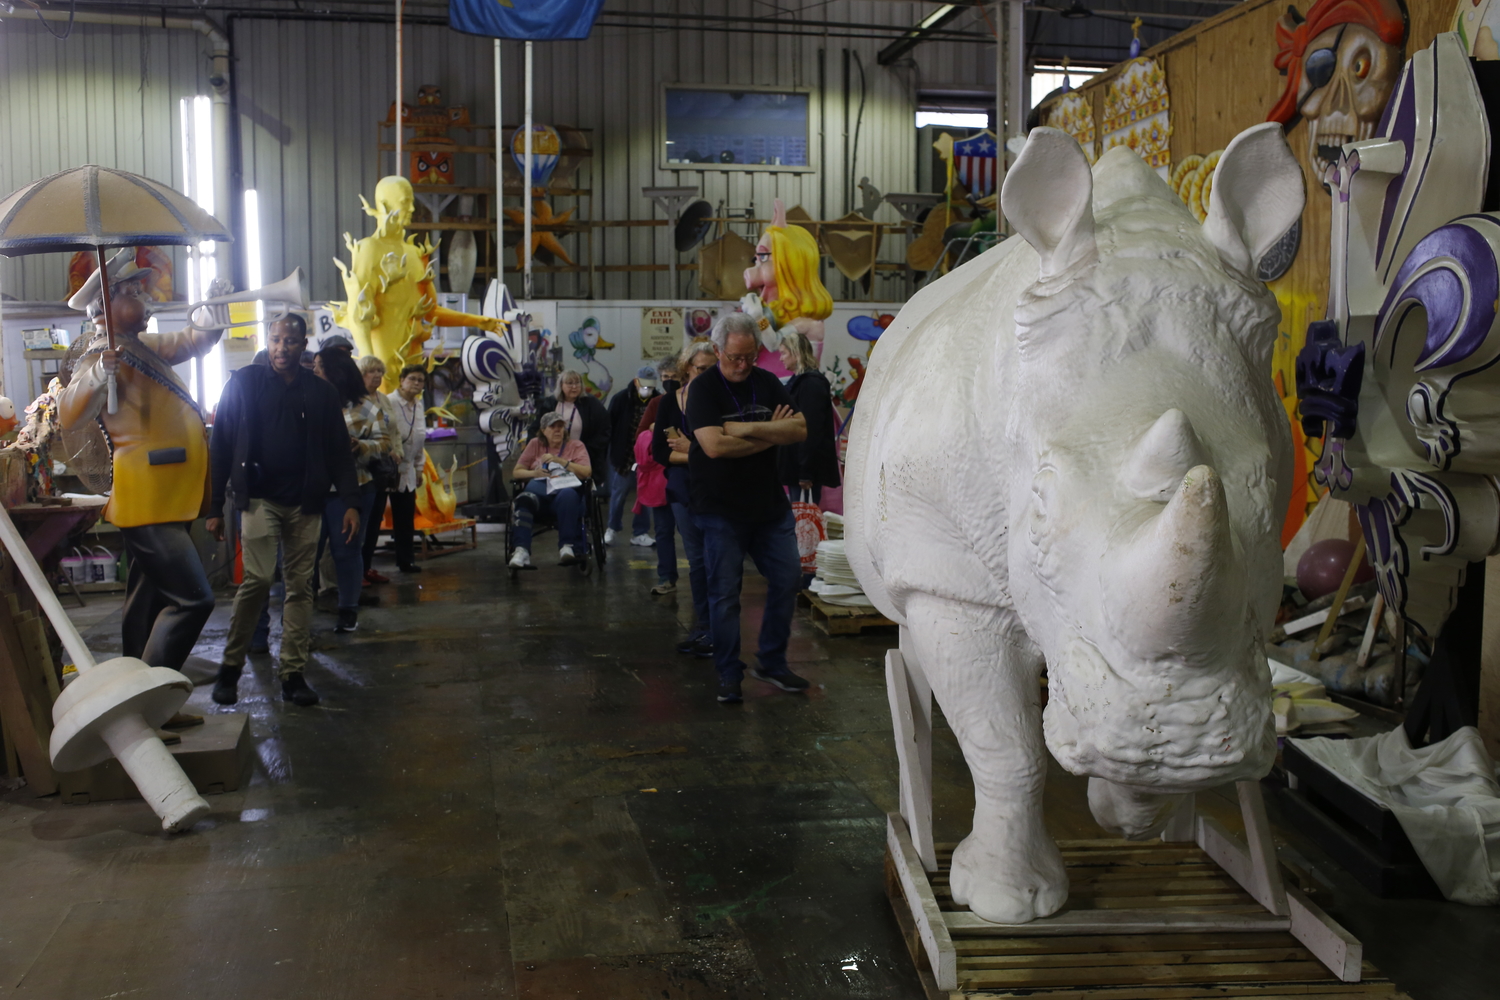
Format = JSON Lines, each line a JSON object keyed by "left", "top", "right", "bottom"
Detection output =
{"left": 0, "top": 165, "right": 232, "bottom": 413}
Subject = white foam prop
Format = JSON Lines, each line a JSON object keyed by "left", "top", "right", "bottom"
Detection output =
{"left": 845, "top": 123, "right": 1304, "bottom": 923}
{"left": 0, "top": 505, "right": 208, "bottom": 831}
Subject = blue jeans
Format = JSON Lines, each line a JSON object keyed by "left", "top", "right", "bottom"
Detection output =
{"left": 651, "top": 505, "right": 677, "bottom": 584}
{"left": 672, "top": 501, "right": 709, "bottom": 641}
{"left": 607, "top": 465, "right": 650, "bottom": 536}
{"left": 323, "top": 487, "right": 377, "bottom": 612}
{"left": 698, "top": 509, "right": 800, "bottom": 678}
{"left": 513, "top": 479, "right": 584, "bottom": 550}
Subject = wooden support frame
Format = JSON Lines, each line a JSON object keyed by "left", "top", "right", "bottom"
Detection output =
{"left": 884, "top": 645, "right": 1364, "bottom": 991}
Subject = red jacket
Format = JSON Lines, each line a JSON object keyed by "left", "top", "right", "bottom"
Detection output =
{"left": 633, "top": 429, "right": 668, "bottom": 511}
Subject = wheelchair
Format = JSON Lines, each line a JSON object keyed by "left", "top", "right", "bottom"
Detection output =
{"left": 503, "top": 476, "right": 607, "bottom": 579}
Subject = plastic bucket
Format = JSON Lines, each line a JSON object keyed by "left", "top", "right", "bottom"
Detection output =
{"left": 87, "top": 546, "right": 114, "bottom": 584}
{"left": 60, "top": 548, "right": 88, "bottom": 586}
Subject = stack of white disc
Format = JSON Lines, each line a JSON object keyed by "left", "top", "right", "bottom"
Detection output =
{"left": 823, "top": 512, "right": 844, "bottom": 540}
{"left": 809, "top": 539, "right": 874, "bottom": 607}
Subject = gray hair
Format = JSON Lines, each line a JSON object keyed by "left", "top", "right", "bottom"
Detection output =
{"left": 711, "top": 311, "right": 760, "bottom": 352}
{"left": 678, "top": 340, "right": 716, "bottom": 371}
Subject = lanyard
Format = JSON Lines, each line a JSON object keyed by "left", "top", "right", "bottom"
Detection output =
{"left": 399, "top": 396, "right": 418, "bottom": 441}
{"left": 716, "top": 368, "right": 756, "bottom": 421}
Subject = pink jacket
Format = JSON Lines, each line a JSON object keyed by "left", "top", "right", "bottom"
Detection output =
{"left": 633, "top": 429, "right": 668, "bottom": 511}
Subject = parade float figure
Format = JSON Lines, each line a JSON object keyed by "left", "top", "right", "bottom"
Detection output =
{"left": 56, "top": 253, "right": 223, "bottom": 683}
{"left": 742, "top": 199, "right": 833, "bottom": 376}
{"left": 845, "top": 123, "right": 1305, "bottom": 924}
{"left": 334, "top": 175, "right": 502, "bottom": 392}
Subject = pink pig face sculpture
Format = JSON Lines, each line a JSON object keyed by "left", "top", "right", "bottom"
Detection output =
{"left": 844, "top": 124, "right": 1305, "bottom": 924}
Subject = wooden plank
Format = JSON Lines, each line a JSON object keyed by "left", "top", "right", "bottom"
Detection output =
{"left": 952, "top": 932, "right": 1298, "bottom": 957}
{"left": 884, "top": 850, "right": 948, "bottom": 1000}
{"left": 14, "top": 610, "right": 59, "bottom": 701}
{"left": 944, "top": 908, "right": 1291, "bottom": 937}
{"left": 0, "top": 596, "right": 54, "bottom": 793}
{"left": 1199, "top": 813, "right": 1362, "bottom": 983}
{"left": 959, "top": 947, "right": 1312, "bottom": 970}
{"left": 959, "top": 985, "right": 1402, "bottom": 1000}
{"left": 887, "top": 648, "right": 936, "bottom": 872}
{"left": 887, "top": 813, "right": 958, "bottom": 991}
{"left": 1288, "top": 885, "right": 1362, "bottom": 984}
{"left": 1237, "top": 781, "right": 1290, "bottom": 916}
{"left": 962, "top": 960, "right": 1337, "bottom": 989}
{"left": 1162, "top": 793, "right": 1197, "bottom": 843}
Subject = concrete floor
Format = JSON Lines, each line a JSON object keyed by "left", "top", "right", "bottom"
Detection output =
{"left": 0, "top": 526, "right": 1495, "bottom": 998}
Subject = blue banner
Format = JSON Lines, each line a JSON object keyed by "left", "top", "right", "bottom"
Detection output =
{"left": 449, "top": 0, "right": 606, "bottom": 40}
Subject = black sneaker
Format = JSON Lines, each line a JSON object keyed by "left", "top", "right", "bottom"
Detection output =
{"left": 693, "top": 642, "right": 715, "bottom": 660}
{"left": 750, "top": 666, "right": 810, "bottom": 693}
{"left": 335, "top": 609, "right": 358, "bottom": 633}
{"left": 281, "top": 672, "right": 320, "bottom": 706}
{"left": 398, "top": 563, "right": 423, "bottom": 574}
{"left": 675, "top": 637, "right": 709, "bottom": 655}
{"left": 211, "top": 664, "right": 242, "bottom": 705}
{"left": 716, "top": 675, "right": 743, "bottom": 704}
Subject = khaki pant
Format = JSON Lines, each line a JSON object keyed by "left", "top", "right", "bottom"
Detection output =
{"left": 223, "top": 498, "right": 320, "bottom": 678}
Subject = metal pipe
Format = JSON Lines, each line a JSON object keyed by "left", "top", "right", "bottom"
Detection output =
{"left": 504, "top": 38, "right": 510, "bottom": 301}
{"left": 395, "top": 0, "right": 405, "bottom": 170}
{"left": 524, "top": 39, "right": 534, "bottom": 302}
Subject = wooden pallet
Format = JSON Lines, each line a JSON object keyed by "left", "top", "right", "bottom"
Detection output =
{"left": 417, "top": 518, "right": 478, "bottom": 560}
{"left": 885, "top": 828, "right": 1410, "bottom": 999}
{"left": 800, "top": 589, "right": 896, "bottom": 635}
{"left": 883, "top": 644, "right": 1379, "bottom": 998}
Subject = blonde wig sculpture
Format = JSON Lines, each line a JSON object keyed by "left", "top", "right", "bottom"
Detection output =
{"left": 764, "top": 222, "right": 833, "bottom": 328}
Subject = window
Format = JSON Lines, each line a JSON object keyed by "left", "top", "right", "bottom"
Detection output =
{"left": 915, "top": 110, "right": 989, "bottom": 129}
{"left": 662, "top": 86, "right": 811, "bottom": 171}
{"left": 1030, "top": 67, "right": 1099, "bottom": 109}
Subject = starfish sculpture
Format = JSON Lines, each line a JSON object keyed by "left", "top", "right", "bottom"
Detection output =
{"left": 503, "top": 198, "right": 575, "bottom": 268}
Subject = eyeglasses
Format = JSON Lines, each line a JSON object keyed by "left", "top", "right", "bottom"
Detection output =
{"left": 689, "top": 362, "right": 715, "bottom": 373}
{"left": 720, "top": 353, "right": 757, "bottom": 364}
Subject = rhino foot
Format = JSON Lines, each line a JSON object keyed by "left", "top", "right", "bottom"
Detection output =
{"left": 949, "top": 831, "right": 1069, "bottom": 924}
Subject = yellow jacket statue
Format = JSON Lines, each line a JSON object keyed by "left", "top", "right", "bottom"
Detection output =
{"left": 56, "top": 257, "right": 218, "bottom": 680}
{"left": 335, "top": 175, "right": 502, "bottom": 392}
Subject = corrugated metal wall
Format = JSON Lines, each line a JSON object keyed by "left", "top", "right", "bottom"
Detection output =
{"left": 0, "top": 2, "right": 999, "bottom": 303}
{"left": 0, "top": 18, "right": 214, "bottom": 302}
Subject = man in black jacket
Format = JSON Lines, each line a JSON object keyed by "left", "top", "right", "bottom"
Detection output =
{"left": 605, "top": 366, "right": 660, "bottom": 545}
{"left": 206, "top": 314, "right": 360, "bottom": 707}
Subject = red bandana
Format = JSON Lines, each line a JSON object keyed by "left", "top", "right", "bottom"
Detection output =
{"left": 1267, "top": 0, "right": 1407, "bottom": 126}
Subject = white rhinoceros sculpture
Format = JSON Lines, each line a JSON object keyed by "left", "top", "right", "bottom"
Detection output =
{"left": 846, "top": 123, "right": 1306, "bottom": 924}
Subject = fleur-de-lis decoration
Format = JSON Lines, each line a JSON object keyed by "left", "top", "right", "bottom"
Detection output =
{"left": 377, "top": 251, "right": 405, "bottom": 293}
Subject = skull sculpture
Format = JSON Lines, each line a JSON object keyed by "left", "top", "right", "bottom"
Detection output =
{"left": 1268, "top": 0, "right": 1407, "bottom": 177}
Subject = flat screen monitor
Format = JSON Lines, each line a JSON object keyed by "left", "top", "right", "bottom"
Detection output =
{"left": 663, "top": 87, "right": 810, "bottom": 170}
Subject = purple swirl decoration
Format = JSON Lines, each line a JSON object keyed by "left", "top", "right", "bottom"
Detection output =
{"left": 1377, "top": 220, "right": 1499, "bottom": 372}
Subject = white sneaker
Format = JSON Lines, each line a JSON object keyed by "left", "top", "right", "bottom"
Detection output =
{"left": 630, "top": 533, "right": 656, "bottom": 547}
{"left": 557, "top": 544, "right": 576, "bottom": 566}
{"left": 508, "top": 547, "right": 531, "bottom": 568}
{"left": 604, "top": 528, "right": 616, "bottom": 545}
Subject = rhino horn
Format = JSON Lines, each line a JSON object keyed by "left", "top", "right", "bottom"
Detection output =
{"left": 1113, "top": 465, "right": 1238, "bottom": 656}
{"left": 1122, "top": 409, "right": 1208, "bottom": 501}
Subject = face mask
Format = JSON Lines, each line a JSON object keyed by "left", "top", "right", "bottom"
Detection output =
{"left": 637, "top": 384, "right": 651, "bottom": 398}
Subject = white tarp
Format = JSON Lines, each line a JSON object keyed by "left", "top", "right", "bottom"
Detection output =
{"left": 1293, "top": 726, "right": 1500, "bottom": 905}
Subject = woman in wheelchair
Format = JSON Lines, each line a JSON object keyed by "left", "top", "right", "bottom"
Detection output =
{"left": 508, "top": 410, "right": 593, "bottom": 569}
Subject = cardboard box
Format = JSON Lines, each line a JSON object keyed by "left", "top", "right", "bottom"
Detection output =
{"left": 56, "top": 712, "right": 251, "bottom": 804}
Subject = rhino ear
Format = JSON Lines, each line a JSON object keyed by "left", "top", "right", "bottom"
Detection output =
{"left": 1202, "top": 123, "right": 1305, "bottom": 278}
{"left": 1001, "top": 127, "right": 1096, "bottom": 281}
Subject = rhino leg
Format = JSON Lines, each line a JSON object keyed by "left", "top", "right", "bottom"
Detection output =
{"left": 904, "top": 592, "right": 1068, "bottom": 924}
{"left": 1087, "top": 778, "right": 1188, "bottom": 840}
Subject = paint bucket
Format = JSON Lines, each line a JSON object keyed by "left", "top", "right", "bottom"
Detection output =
{"left": 87, "top": 546, "right": 114, "bottom": 584}
{"left": 60, "top": 548, "right": 88, "bottom": 586}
